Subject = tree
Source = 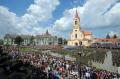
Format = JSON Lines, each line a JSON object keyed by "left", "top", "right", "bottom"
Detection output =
{"left": 0, "top": 39, "right": 3, "bottom": 45}
{"left": 63, "top": 39, "right": 67, "bottom": 45}
{"left": 113, "top": 34, "right": 117, "bottom": 38}
{"left": 106, "top": 34, "right": 110, "bottom": 39}
{"left": 58, "top": 38, "right": 63, "bottom": 45}
{"left": 15, "top": 36, "right": 23, "bottom": 46}
{"left": 30, "top": 36, "right": 34, "bottom": 45}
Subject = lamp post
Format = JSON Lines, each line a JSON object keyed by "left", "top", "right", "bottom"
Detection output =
{"left": 78, "top": 42, "right": 82, "bottom": 79}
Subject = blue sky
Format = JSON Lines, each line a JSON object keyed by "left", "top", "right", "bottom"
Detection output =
{"left": 0, "top": 0, "right": 120, "bottom": 39}
{"left": 0, "top": 0, "right": 33, "bottom": 16}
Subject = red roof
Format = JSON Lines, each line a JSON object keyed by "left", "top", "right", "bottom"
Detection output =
{"left": 83, "top": 31, "right": 92, "bottom": 35}
{"left": 95, "top": 38, "right": 120, "bottom": 43}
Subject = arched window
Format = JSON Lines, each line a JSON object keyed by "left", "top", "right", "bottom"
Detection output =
{"left": 75, "top": 20, "right": 77, "bottom": 24}
{"left": 75, "top": 42, "right": 78, "bottom": 46}
{"left": 79, "top": 42, "right": 82, "bottom": 45}
{"left": 75, "top": 34, "right": 77, "bottom": 38}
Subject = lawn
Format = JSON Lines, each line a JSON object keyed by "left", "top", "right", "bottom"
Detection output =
{"left": 19, "top": 47, "right": 37, "bottom": 53}
{"left": 51, "top": 48, "right": 108, "bottom": 65}
{"left": 51, "top": 49, "right": 73, "bottom": 56}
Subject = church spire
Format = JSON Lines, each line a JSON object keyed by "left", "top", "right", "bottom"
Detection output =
{"left": 75, "top": 9, "right": 80, "bottom": 20}
{"left": 73, "top": 9, "right": 81, "bottom": 30}
{"left": 46, "top": 29, "right": 49, "bottom": 35}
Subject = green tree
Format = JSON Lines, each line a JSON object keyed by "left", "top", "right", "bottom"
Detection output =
{"left": 63, "top": 39, "right": 67, "bottom": 45}
{"left": 58, "top": 38, "right": 63, "bottom": 45}
{"left": 30, "top": 36, "right": 34, "bottom": 45}
{"left": 113, "top": 34, "right": 117, "bottom": 38}
{"left": 106, "top": 34, "right": 110, "bottom": 39}
{"left": 0, "top": 39, "right": 3, "bottom": 45}
{"left": 15, "top": 36, "right": 23, "bottom": 46}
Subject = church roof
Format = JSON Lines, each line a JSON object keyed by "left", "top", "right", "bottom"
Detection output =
{"left": 20, "top": 35, "right": 32, "bottom": 38}
{"left": 74, "top": 9, "right": 80, "bottom": 20}
{"left": 83, "top": 31, "right": 92, "bottom": 35}
{"left": 45, "top": 29, "right": 50, "bottom": 35}
{"left": 36, "top": 30, "right": 56, "bottom": 38}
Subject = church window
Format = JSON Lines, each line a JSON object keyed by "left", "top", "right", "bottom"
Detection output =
{"left": 79, "top": 42, "right": 82, "bottom": 45}
{"left": 75, "top": 20, "right": 77, "bottom": 24}
{"left": 75, "top": 34, "right": 77, "bottom": 38}
{"left": 75, "top": 42, "right": 78, "bottom": 46}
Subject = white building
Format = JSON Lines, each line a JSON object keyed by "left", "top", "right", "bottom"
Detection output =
{"left": 68, "top": 9, "right": 93, "bottom": 47}
{"left": 35, "top": 30, "right": 58, "bottom": 45}
{"left": 4, "top": 34, "right": 16, "bottom": 45}
{"left": 4, "top": 30, "right": 58, "bottom": 46}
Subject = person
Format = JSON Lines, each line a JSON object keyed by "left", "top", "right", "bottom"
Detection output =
{"left": 90, "top": 70, "right": 97, "bottom": 79}
{"left": 0, "top": 46, "right": 3, "bottom": 53}
{"left": 85, "top": 71, "right": 91, "bottom": 79}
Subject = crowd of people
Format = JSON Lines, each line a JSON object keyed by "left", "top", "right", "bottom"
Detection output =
{"left": 1, "top": 46, "right": 120, "bottom": 79}
{"left": 91, "top": 43, "right": 120, "bottom": 49}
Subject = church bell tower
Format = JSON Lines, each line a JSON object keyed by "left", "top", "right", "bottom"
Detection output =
{"left": 73, "top": 9, "right": 81, "bottom": 31}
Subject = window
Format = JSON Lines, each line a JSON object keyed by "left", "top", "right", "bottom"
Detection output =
{"left": 75, "top": 21, "right": 77, "bottom": 24}
{"left": 75, "top": 43, "right": 78, "bottom": 46}
{"left": 75, "top": 34, "right": 77, "bottom": 38}
{"left": 79, "top": 42, "right": 82, "bottom": 45}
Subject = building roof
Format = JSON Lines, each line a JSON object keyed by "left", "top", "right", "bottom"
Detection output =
{"left": 74, "top": 9, "right": 80, "bottom": 20}
{"left": 20, "top": 35, "right": 32, "bottom": 38}
{"left": 83, "top": 31, "right": 92, "bottom": 36}
{"left": 4, "top": 34, "right": 33, "bottom": 39}
{"left": 95, "top": 38, "right": 120, "bottom": 43}
{"left": 4, "top": 34, "right": 17, "bottom": 39}
{"left": 36, "top": 30, "right": 57, "bottom": 38}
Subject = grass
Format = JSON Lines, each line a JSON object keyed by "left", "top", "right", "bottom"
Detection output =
{"left": 51, "top": 49, "right": 73, "bottom": 56}
{"left": 19, "top": 47, "right": 36, "bottom": 53}
{"left": 51, "top": 48, "right": 108, "bottom": 65}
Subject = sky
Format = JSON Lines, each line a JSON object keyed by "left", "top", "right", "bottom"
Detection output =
{"left": 0, "top": 0, "right": 120, "bottom": 39}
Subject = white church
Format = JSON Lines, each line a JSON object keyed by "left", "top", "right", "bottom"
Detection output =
{"left": 68, "top": 9, "right": 93, "bottom": 47}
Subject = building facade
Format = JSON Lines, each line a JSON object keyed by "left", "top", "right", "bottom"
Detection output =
{"left": 21, "top": 35, "right": 32, "bottom": 45}
{"left": 4, "top": 34, "right": 32, "bottom": 45}
{"left": 4, "top": 30, "right": 58, "bottom": 46}
{"left": 4, "top": 34, "right": 16, "bottom": 45}
{"left": 35, "top": 30, "right": 58, "bottom": 45}
{"left": 67, "top": 10, "right": 93, "bottom": 46}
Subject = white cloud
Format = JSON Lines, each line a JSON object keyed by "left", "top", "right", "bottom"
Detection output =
{"left": 81, "top": 0, "right": 119, "bottom": 28}
{"left": 27, "top": 0, "right": 59, "bottom": 21}
{"left": 0, "top": 6, "right": 20, "bottom": 37}
{"left": 0, "top": 0, "right": 120, "bottom": 38}
{"left": 109, "top": 31, "right": 117, "bottom": 37}
{"left": 53, "top": 7, "right": 84, "bottom": 38}
{"left": 20, "top": 0, "right": 60, "bottom": 36}
{"left": 0, "top": 0, "right": 60, "bottom": 37}
{"left": 53, "top": 0, "right": 120, "bottom": 38}
{"left": 52, "top": 7, "right": 84, "bottom": 38}
{"left": 18, "top": 0, "right": 60, "bottom": 35}
{"left": 106, "top": 3, "right": 120, "bottom": 26}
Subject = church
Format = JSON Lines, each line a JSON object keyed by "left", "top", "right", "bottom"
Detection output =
{"left": 67, "top": 10, "right": 93, "bottom": 47}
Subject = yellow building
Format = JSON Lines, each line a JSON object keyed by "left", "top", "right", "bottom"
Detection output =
{"left": 67, "top": 10, "right": 93, "bottom": 47}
